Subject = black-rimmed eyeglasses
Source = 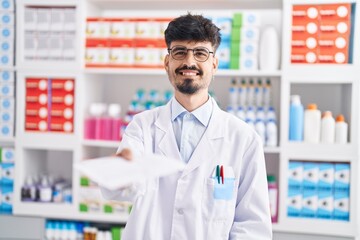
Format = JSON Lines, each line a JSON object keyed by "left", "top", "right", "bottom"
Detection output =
{"left": 167, "top": 45, "right": 214, "bottom": 62}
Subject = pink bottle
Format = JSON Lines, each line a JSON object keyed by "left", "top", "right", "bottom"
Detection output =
{"left": 267, "top": 175, "right": 278, "bottom": 223}
{"left": 92, "top": 103, "right": 107, "bottom": 140}
{"left": 84, "top": 104, "right": 100, "bottom": 139}
{"left": 108, "top": 104, "right": 122, "bottom": 141}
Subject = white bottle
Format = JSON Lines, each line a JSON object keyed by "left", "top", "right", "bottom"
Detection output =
{"left": 265, "top": 106, "right": 276, "bottom": 122}
{"left": 245, "top": 118, "right": 255, "bottom": 130}
{"left": 255, "top": 79, "right": 263, "bottom": 107}
{"left": 246, "top": 106, "right": 256, "bottom": 122}
{"left": 255, "top": 119, "right": 266, "bottom": 146}
{"left": 256, "top": 107, "right": 265, "bottom": 121}
{"left": 247, "top": 78, "right": 255, "bottom": 106}
{"left": 238, "top": 79, "right": 247, "bottom": 106}
{"left": 226, "top": 106, "right": 236, "bottom": 116}
{"left": 259, "top": 26, "right": 280, "bottom": 70}
{"left": 321, "top": 111, "right": 335, "bottom": 143}
{"left": 335, "top": 114, "right": 348, "bottom": 144}
{"left": 263, "top": 78, "right": 272, "bottom": 107}
{"left": 266, "top": 119, "right": 278, "bottom": 147}
{"left": 304, "top": 103, "right": 321, "bottom": 143}
{"left": 229, "top": 78, "right": 238, "bottom": 107}
{"left": 236, "top": 106, "right": 246, "bottom": 120}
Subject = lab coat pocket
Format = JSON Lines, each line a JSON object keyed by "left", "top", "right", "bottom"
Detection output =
{"left": 213, "top": 177, "right": 236, "bottom": 200}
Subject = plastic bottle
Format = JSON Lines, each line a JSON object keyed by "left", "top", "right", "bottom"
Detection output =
{"left": 39, "top": 176, "right": 53, "bottom": 202}
{"left": 267, "top": 175, "right": 278, "bottom": 223}
{"left": 229, "top": 78, "right": 238, "bottom": 107}
{"left": 335, "top": 114, "right": 348, "bottom": 144}
{"left": 108, "top": 104, "right": 122, "bottom": 141}
{"left": 303, "top": 103, "right": 321, "bottom": 143}
{"left": 256, "top": 107, "right": 265, "bottom": 121}
{"left": 226, "top": 106, "right": 236, "bottom": 116}
{"left": 289, "top": 95, "right": 304, "bottom": 141}
{"left": 236, "top": 106, "right": 246, "bottom": 120}
{"left": 246, "top": 106, "right": 256, "bottom": 122}
{"left": 255, "top": 79, "right": 263, "bottom": 107}
{"left": 247, "top": 78, "right": 255, "bottom": 106}
{"left": 255, "top": 119, "right": 266, "bottom": 146}
{"left": 265, "top": 106, "right": 276, "bottom": 122}
{"left": 238, "top": 79, "right": 247, "bottom": 106}
{"left": 321, "top": 111, "right": 335, "bottom": 143}
{"left": 245, "top": 118, "right": 255, "bottom": 130}
{"left": 266, "top": 119, "right": 278, "bottom": 147}
{"left": 21, "top": 176, "right": 36, "bottom": 201}
{"left": 45, "top": 221, "right": 55, "bottom": 240}
{"left": 260, "top": 26, "right": 280, "bottom": 70}
{"left": 263, "top": 78, "right": 272, "bottom": 107}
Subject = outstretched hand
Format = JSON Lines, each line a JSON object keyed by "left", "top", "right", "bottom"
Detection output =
{"left": 115, "top": 148, "right": 133, "bottom": 161}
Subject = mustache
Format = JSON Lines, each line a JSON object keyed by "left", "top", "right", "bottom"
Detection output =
{"left": 175, "top": 65, "right": 203, "bottom": 75}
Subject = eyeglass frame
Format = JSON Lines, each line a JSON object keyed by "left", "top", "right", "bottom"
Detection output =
{"left": 167, "top": 45, "right": 215, "bottom": 62}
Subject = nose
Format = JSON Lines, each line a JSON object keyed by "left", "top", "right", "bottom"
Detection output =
{"left": 183, "top": 49, "right": 197, "bottom": 65}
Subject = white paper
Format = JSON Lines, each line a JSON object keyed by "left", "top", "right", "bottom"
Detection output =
{"left": 75, "top": 154, "right": 185, "bottom": 190}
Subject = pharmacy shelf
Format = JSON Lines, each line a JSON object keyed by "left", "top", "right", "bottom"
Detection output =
{"left": 75, "top": 212, "right": 128, "bottom": 224}
{"left": 274, "top": 218, "right": 356, "bottom": 237}
{"left": 0, "top": 137, "right": 15, "bottom": 143}
{"left": 17, "top": 133, "right": 79, "bottom": 150}
{"left": 86, "top": 0, "right": 282, "bottom": 10}
{"left": 264, "top": 146, "right": 281, "bottom": 153}
{"left": 282, "top": 142, "right": 355, "bottom": 160}
{"left": 283, "top": 66, "right": 358, "bottom": 84}
{"left": 82, "top": 140, "right": 119, "bottom": 149}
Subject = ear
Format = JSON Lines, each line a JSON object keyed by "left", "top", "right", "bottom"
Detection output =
{"left": 212, "top": 55, "right": 219, "bottom": 74}
{"left": 164, "top": 54, "right": 170, "bottom": 72}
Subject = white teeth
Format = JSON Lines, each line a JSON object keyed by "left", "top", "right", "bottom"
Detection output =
{"left": 181, "top": 72, "right": 197, "bottom": 76}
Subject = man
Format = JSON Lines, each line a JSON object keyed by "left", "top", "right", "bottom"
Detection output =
{"left": 101, "top": 13, "right": 272, "bottom": 239}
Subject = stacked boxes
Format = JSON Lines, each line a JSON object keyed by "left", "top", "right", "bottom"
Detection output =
{"left": 0, "top": 70, "right": 15, "bottom": 137}
{"left": 24, "top": 7, "right": 76, "bottom": 61}
{"left": 85, "top": 17, "right": 171, "bottom": 68}
{"left": 287, "top": 160, "right": 350, "bottom": 221}
{"left": 0, "top": 146, "right": 15, "bottom": 214}
{"left": 0, "top": 0, "right": 14, "bottom": 67}
{"left": 291, "top": 3, "right": 354, "bottom": 64}
{"left": 79, "top": 176, "right": 131, "bottom": 216}
{"left": 212, "top": 16, "right": 232, "bottom": 69}
{"left": 230, "top": 12, "right": 261, "bottom": 70}
{"left": 25, "top": 77, "right": 75, "bottom": 133}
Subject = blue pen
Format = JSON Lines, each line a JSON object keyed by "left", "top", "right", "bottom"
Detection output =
{"left": 216, "top": 165, "right": 220, "bottom": 184}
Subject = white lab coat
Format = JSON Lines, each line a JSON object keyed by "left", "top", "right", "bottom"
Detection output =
{"left": 101, "top": 97, "right": 272, "bottom": 240}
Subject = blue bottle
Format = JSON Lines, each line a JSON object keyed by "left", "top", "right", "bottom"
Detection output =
{"left": 289, "top": 95, "right": 304, "bottom": 141}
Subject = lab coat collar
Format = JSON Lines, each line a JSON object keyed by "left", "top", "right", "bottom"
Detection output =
{"left": 155, "top": 97, "right": 225, "bottom": 176}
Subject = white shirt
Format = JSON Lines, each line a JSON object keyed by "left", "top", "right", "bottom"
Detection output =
{"left": 171, "top": 97, "right": 212, "bottom": 162}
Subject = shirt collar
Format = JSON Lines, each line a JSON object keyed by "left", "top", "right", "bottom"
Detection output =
{"left": 171, "top": 96, "right": 213, "bottom": 127}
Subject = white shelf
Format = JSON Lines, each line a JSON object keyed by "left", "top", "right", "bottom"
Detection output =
{"left": 0, "top": 137, "right": 15, "bottom": 143}
{"left": 82, "top": 140, "right": 119, "bottom": 148}
{"left": 75, "top": 212, "right": 128, "bottom": 224}
{"left": 87, "top": 0, "right": 282, "bottom": 10}
{"left": 18, "top": 133, "right": 79, "bottom": 150}
{"left": 274, "top": 218, "right": 356, "bottom": 237}
{"left": 264, "top": 147, "right": 281, "bottom": 153}
{"left": 282, "top": 142, "right": 355, "bottom": 160}
{"left": 0, "top": 66, "right": 16, "bottom": 71}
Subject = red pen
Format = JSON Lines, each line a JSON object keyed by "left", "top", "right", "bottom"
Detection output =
{"left": 220, "top": 165, "right": 224, "bottom": 184}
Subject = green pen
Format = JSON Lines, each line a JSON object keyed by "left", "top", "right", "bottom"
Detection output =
{"left": 216, "top": 165, "right": 220, "bottom": 184}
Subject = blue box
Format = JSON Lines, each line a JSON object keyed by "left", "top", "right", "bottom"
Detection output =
{"left": 334, "top": 163, "right": 350, "bottom": 191}
{"left": 1, "top": 163, "right": 14, "bottom": 185}
{"left": 287, "top": 188, "right": 302, "bottom": 217}
{"left": 217, "top": 40, "right": 230, "bottom": 69}
{"left": 288, "top": 161, "right": 303, "bottom": 190}
{"left": 303, "top": 162, "right": 318, "bottom": 190}
{"left": 301, "top": 189, "right": 317, "bottom": 218}
{"left": 213, "top": 17, "right": 232, "bottom": 41}
{"left": 317, "top": 190, "right": 333, "bottom": 219}
{"left": 318, "top": 163, "right": 334, "bottom": 191}
{"left": 1, "top": 184, "right": 13, "bottom": 213}
{"left": 333, "top": 190, "right": 350, "bottom": 221}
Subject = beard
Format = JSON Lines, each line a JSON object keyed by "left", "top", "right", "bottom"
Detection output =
{"left": 176, "top": 78, "right": 199, "bottom": 94}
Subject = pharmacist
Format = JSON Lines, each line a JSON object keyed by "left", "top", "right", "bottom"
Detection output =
{"left": 101, "top": 13, "right": 272, "bottom": 240}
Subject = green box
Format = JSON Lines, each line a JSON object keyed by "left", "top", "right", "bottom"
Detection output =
{"left": 80, "top": 177, "right": 90, "bottom": 186}
{"left": 79, "top": 203, "right": 88, "bottom": 212}
{"left": 231, "top": 42, "right": 240, "bottom": 56}
{"left": 231, "top": 27, "right": 241, "bottom": 41}
{"left": 112, "top": 227, "right": 122, "bottom": 240}
{"left": 232, "top": 13, "right": 243, "bottom": 27}
{"left": 230, "top": 55, "right": 240, "bottom": 69}
{"left": 104, "top": 204, "right": 113, "bottom": 213}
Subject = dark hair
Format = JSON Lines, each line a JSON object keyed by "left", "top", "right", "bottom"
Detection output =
{"left": 164, "top": 13, "right": 221, "bottom": 53}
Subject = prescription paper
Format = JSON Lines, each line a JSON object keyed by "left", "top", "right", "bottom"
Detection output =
{"left": 75, "top": 154, "right": 185, "bottom": 190}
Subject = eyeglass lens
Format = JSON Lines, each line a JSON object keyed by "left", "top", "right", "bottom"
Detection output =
{"left": 170, "top": 46, "right": 211, "bottom": 62}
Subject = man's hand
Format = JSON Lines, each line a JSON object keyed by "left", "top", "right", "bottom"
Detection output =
{"left": 115, "top": 148, "right": 133, "bottom": 161}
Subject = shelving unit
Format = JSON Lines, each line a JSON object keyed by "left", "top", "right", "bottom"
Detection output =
{"left": 4, "top": 0, "right": 358, "bottom": 239}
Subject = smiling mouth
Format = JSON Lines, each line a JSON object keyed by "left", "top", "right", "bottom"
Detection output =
{"left": 179, "top": 71, "right": 199, "bottom": 76}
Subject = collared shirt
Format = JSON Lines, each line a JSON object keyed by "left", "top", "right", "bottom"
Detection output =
{"left": 171, "top": 96, "right": 213, "bottom": 162}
